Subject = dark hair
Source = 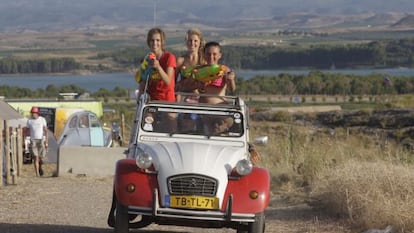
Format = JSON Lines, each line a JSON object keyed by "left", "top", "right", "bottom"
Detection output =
{"left": 204, "top": 41, "right": 221, "bottom": 53}
{"left": 147, "top": 27, "right": 166, "bottom": 48}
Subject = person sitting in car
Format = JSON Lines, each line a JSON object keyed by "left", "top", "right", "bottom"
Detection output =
{"left": 79, "top": 115, "right": 89, "bottom": 128}
{"left": 203, "top": 115, "right": 234, "bottom": 136}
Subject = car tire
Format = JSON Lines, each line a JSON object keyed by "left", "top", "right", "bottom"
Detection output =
{"left": 115, "top": 200, "right": 129, "bottom": 233}
{"left": 248, "top": 212, "right": 265, "bottom": 233}
{"left": 107, "top": 190, "right": 116, "bottom": 228}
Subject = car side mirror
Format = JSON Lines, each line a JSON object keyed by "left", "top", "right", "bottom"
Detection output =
{"left": 254, "top": 135, "right": 268, "bottom": 145}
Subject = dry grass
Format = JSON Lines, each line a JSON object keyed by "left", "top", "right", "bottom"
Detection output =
{"left": 251, "top": 120, "right": 414, "bottom": 232}
{"left": 312, "top": 161, "right": 414, "bottom": 232}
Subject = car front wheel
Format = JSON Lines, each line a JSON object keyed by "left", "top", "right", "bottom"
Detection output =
{"left": 249, "top": 212, "right": 265, "bottom": 233}
{"left": 115, "top": 200, "right": 129, "bottom": 233}
{"left": 238, "top": 212, "right": 265, "bottom": 233}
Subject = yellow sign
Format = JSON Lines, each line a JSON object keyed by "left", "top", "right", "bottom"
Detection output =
{"left": 168, "top": 195, "right": 219, "bottom": 210}
{"left": 7, "top": 100, "right": 103, "bottom": 118}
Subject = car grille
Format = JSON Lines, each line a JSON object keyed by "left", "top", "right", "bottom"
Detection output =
{"left": 168, "top": 174, "right": 218, "bottom": 196}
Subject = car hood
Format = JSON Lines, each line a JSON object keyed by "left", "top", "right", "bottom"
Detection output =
{"left": 139, "top": 141, "right": 246, "bottom": 206}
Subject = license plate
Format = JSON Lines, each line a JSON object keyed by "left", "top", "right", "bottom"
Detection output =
{"left": 166, "top": 195, "right": 219, "bottom": 210}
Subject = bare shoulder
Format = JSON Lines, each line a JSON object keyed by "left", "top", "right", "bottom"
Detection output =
{"left": 176, "top": 56, "right": 185, "bottom": 68}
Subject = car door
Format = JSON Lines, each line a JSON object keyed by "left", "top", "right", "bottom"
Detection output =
{"left": 88, "top": 113, "right": 104, "bottom": 147}
{"left": 77, "top": 113, "right": 91, "bottom": 146}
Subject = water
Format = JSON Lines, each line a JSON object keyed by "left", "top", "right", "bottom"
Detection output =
{"left": 238, "top": 67, "right": 414, "bottom": 78}
{"left": 0, "top": 73, "right": 137, "bottom": 92}
{"left": 1, "top": 68, "right": 414, "bottom": 92}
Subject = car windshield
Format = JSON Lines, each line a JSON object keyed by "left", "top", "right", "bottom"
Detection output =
{"left": 141, "top": 106, "right": 244, "bottom": 137}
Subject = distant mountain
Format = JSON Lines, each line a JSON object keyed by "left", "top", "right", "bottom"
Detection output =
{"left": 362, "top": 13, "right": 405, "bottom": 26}
{"left": 0, "top": 0, "right": 414, "bottom": 32}
{"left": 392, "top": 14, "right": 414, "bottom": 27}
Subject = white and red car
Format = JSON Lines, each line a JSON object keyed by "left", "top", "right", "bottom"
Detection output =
{"left": 107, "top": 93, "right": 270, "bottom": 233}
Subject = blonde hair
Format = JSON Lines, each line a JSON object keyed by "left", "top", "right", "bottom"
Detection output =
{"left": 185, "top": 28, "right": 206, "bottom": 65}
{"left": 147, "top": 27, "right": 166, "bottom": 48}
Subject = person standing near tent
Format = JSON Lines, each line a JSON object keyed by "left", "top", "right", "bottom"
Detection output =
{"left": 26, "top": 106, "right": 48, "bottom": 177}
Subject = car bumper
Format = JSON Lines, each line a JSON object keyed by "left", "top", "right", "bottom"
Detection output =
{"left": 127, "top": 189, "right": 256, "bottom": 223}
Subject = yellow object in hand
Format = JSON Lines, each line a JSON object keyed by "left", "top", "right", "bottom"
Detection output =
{"left": 181, "top": 64, "right": 229, "bottom": 83}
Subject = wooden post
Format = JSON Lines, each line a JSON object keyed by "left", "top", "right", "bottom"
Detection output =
{"left": 0, "top": 120, "right": 3, "bottom": 187}
{"left": 5, "top": 122, "right": 11, "bottom": 185}
{"left": 17, "top": 126, "right": 23, "bottom": 176}
{"left": 10, "top": 127, "right": 17, "bottom": 184}
{"left": 121, "top": 113, "right": 125, "bottom": 145}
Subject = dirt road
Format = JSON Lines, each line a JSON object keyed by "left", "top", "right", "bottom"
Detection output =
{"left": 0, "top": 165, "right": 351, "bottom": 233}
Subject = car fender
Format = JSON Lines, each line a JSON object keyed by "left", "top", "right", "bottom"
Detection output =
{"left": 222, "top": 167, "right": 270, "bottom": 214}
{"left": 114, "top": 159, "right": 158, "bottom": 207}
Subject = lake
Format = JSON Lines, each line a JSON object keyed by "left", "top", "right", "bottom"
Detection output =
{"left": 1, "top": 68, "right": 414, "bottom": 92}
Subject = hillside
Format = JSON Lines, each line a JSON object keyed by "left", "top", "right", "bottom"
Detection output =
{"left": 392, "top": 14, "right": 414, "bottom": 27}
{"left": 0, "top": 0, "right": 414, "bottom": 32}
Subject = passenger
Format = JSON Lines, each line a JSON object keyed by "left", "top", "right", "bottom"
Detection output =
{"left": 79, "top": 115, "right": 89, "bottom": 128}
{"left": 203, "top": 115, "right": 234, "bottom": 136}
{"left": 26, "top": 106, "right": 48, "bottom": 177}
{"left": 204, "top": 113, "right": 259, "bottom": 164}
{"left": 137, "top": 27, "right": 177, "bottom": 132}
{"left": 175, "top": 28, "right": 207, "bottom": 102}
{"left": 137, "top": 27, "right": 177, "bottom": 102}
{"left": 198, "top": 41, "right": 236, "bottom": 104}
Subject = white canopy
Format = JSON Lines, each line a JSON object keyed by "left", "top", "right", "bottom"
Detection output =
{"left": 0, "top": 100, "right": 23, "bottom": 121}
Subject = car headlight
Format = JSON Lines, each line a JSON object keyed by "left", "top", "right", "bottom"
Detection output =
{"left": 235, "top": 159, "right": 253, "bottom": 176}
{"left": 136, "top": 151, "right": 153, "bottom": 169}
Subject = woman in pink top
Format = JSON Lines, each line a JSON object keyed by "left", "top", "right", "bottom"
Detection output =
{"left": 199, "top": 41, "right": 236, "bottom": 104}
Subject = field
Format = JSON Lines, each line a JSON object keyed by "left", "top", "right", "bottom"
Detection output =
{"left": 249, "top": 119, "right": 414, "bottom": 232}
{"left": 2, "top": 25, "right": 414, "bottom": 72}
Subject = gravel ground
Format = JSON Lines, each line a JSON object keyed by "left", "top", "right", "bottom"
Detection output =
{"left": 0, "top": 164, "right": 352, "bottom": 233}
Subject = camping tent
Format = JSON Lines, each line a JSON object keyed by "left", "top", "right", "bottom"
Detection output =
{"left": 1, "top": 99, "right": 24, "bottom": 184}
{"left": 0, "top": 99, "right": 23, "bottom": 121}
